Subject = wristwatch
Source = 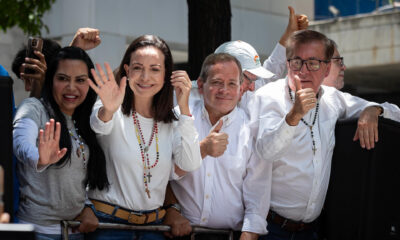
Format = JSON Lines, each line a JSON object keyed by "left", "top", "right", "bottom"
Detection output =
{"left": 166, "top": 203, "right": 182, "bottom": 213}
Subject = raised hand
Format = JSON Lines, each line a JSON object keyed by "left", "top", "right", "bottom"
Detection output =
{"left": 88, "top": 62, "right": 127, "bottom": 122}
{"left": 20, "top": 51, "right": 47, "bottom": 97}
{"left": 296, "top": 11, "right": 309, "bottom": 30}
{"left": 38, "top": 119, "right": 67, "bottom": 167}
{"left": 353, "top": 106, "right": 382, "bottom": 150}
{"left": 200, "top": 120, "right": 229, "bottom": 158}
{"left": 280, "top": 6, "right": 309, "bottom": 46}
{"left": 70, "top": 28, "right": 101, "bottom": 51}
{"left": 171, "top": 70, "right": 192, "bottom": 116}
{"left": 286, "top": 76, "right": 317, "bottom": 126}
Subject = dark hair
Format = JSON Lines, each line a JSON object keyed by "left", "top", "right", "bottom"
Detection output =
{"left": 41, "top": 46, "right": 109, "bottom": 190}
{"left": 12, "top": 38, "right": 61, "bottom": 79}
{"left": 286, "top": 30, "right": 335, "bottom": 60}
{"left": 199, "top": 53, "right": 243, "bottom": 83}
{"left": 328, "top": 38, "right": 338, "bottom": 52}
{"left": 116, "top": 35, "right": 177, "bottom": 123}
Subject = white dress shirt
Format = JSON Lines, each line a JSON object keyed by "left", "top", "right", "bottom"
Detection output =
{"left": 88, "top": 100, "right": 202, "bottom": 211}
{"left": 249, "top": 79, "right": 397, "bottom": 223}
{"left": 171, "top": 100, "right": 272, "bottom": 234}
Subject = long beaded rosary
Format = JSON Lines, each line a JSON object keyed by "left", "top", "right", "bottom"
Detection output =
{"left": 288, "top": 87, "right": 320, "bottom": 155}
{"left": 68, "top": 120, "right": 87, "bottom": 168}
{"left": 132, "top": 111, "right": 159, "bottom": 199}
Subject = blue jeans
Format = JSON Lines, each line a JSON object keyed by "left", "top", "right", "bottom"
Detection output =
{"left": 35, "top": 232, "right": 83, "bottom": 240}
{"left": 259, "top": 221, "right": 317, "bottom": 240}
{"left": 85, "top": 206, "right": 165, "bottom": 240}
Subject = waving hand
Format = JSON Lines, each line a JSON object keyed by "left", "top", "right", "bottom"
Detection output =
{"left": 88, "top": 62, "right": 127, "bottom": 122}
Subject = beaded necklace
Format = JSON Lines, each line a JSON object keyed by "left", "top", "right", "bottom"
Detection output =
{"left": 68, "top": 120, "right": 87, "bottom": 168}
{"left": 288, "top": 87, "right": 320, "bottom": 155}
{"left": 132, "top": 111, "right": 159, "bottom": 199}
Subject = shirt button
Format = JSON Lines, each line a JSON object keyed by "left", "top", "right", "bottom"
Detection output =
{"left": 202, "top": 218, "right": 206, "bottom": 222}
{"left": 207, "top": 173, "right": 211, "bottom": 177}
{"left": 205, "top": 194, "right": 209, "bottom": 199}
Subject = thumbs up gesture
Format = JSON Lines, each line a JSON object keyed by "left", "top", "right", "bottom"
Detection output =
{"left": 286, "top": 76, "right": 317, "bottom": 126}
{"left": 279, "top": 6, "right": 309, "bottom": 46}
{"left": 200, "top": 120, "right": 229, "bottom": 158}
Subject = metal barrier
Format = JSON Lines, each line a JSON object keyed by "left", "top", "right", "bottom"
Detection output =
{"left": 61, "top": 221, "right": 234, "bottom": 240}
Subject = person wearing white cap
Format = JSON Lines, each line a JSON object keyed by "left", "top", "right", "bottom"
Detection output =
{"left": 187, "top": 6, "right": 309, "bottom": 112}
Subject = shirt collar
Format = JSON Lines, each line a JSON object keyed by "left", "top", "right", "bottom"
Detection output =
{"left": 201, "top": 101, "right": 238, "bottom": 130}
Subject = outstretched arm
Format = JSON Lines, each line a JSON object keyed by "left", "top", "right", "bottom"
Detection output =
{"left": 37, "top": 119, "right": 67, "bottom": 168}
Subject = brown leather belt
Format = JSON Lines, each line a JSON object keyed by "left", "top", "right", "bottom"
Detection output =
{"left": 91, "top": 199, "right": 166, "bottom": 225}
{"left": 267, "top": 210, "right": 315, "bottom": 232}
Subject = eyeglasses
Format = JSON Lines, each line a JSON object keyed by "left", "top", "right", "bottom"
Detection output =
{"left": 287, "top": 58, "right": 330, "bottom": 72}
{"left": 331, "top": 56, "right": 344, "bottom": 67}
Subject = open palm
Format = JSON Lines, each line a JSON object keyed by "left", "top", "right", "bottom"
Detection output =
{"left": 88, "top": 62, "right": 127, "bottom": 115}
{"left": 38, "top": 119, "right": 67, "bottom": 167}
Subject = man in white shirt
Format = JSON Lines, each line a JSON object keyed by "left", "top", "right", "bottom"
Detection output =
{"left": 250, "top": 29, "right": 395, "bottom": 240}
{"left": 323, "top": 39, "right": 400, "bottom": 121}
{"left": 169, "top": 53, "right": 272, "bottom": 240}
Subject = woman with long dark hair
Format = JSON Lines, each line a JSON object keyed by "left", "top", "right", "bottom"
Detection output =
{"left": 13, "top": 46, "right": 108, "bottom": 240}
{"left": 86, "top": 35, "right": 202, "bottom": 240}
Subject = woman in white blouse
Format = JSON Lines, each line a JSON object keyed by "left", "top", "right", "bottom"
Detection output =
{"left": 86, "top": 35, "right": 202, "bottom": 240}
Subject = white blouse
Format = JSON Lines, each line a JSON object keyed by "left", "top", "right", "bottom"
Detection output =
{"left": 88, "top": 100, "right": 201, "bottom": 211}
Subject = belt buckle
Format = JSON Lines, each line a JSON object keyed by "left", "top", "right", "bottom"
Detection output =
{"left": 298, "top": 223, "right": 305, "bottom": 231}
{"left": 128, "top": 211, "right": 146, "bottom": 224}
{"left": 281, "top": 219, "right": 288, "bottom": 229}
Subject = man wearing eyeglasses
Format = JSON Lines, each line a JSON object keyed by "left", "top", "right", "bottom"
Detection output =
{"left": 249, "top": 29, "right": 396, "bottom": 240}
{"left": 322, "top": 40, "right": 345, "bottom": 90}
{"left": 322, "top": 39, "right": 400, "bottom": 121}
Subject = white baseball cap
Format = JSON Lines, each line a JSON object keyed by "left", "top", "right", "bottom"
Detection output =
{"left": 214, "top": 40, "right": 274, "bottom": 79}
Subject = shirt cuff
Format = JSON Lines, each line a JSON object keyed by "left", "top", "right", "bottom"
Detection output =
{"left": 242, "top": 212, "right": 268, "bottom": 235}
{"left": 90, "top": 107, "right": 115, "bottom": 134}
{"left": 178, "top": 113, "right": 194, "bottom": 121}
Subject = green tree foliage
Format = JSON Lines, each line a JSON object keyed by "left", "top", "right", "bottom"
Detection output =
{"left": 0, "top": 0, "right": 56, "bottom": 36}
